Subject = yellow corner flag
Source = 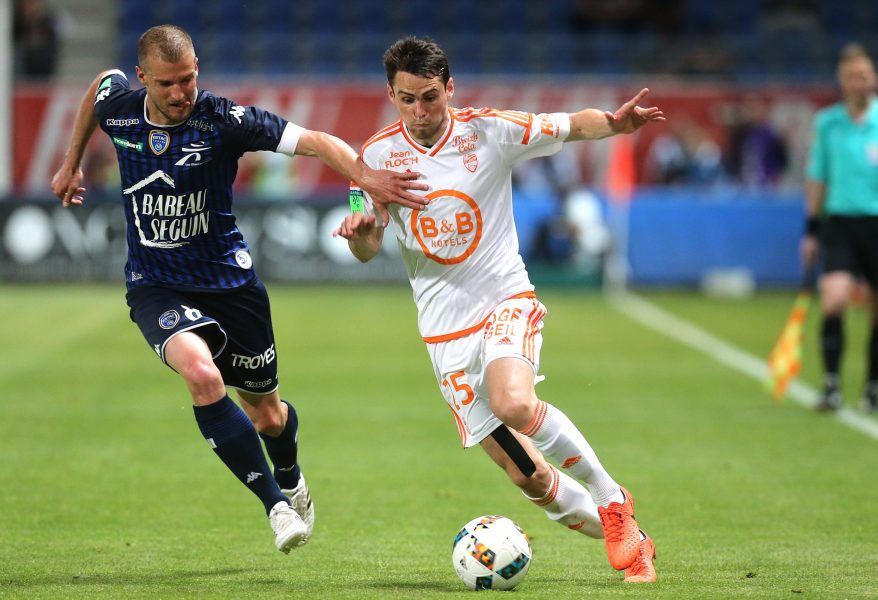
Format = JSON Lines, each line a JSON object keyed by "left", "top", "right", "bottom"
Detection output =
{"left": 766, "top": 269, "right": 816, "bottom": 401}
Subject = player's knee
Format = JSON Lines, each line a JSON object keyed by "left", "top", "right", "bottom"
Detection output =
{"left": 181, "top": 358, "right": 225, "bottom": 401}
{"left": 491, "top": 388, "right": 537, "bottom": 430}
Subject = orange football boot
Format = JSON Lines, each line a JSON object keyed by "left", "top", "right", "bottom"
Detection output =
{"left": 623, "top": 531, "right": 656, "bottom": 583}
{"left": 597, "top": 486, "right": 641, "bottom": 570}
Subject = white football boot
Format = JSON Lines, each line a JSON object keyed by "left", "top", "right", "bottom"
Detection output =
{"left": 281, "top": 473, "right": 314, "bottom": 544}
{"left": 268, "top": 501, "right": 308, "bottom": 553}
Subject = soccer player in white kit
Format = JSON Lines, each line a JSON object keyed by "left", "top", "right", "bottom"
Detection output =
{"left": 334, "top": 37, "right": 664, "bottom": 583}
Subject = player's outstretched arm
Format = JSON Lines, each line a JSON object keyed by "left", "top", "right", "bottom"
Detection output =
{"left": 51, "top": 71, "right": 113, "bottom": 207}
{"left": 295, "top": 130, "right": 429, "bottom": 224}
{"left": 332, "top": 211, "right": 383, "bottom": 263}
{"left": 567, "top": 88, "right": 665, "bottom": 142}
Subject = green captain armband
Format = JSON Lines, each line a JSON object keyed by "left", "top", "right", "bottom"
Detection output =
{"left": 349, "top": 186, "right": 365, "bottom": 213}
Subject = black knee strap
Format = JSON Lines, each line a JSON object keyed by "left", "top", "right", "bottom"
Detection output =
{"left": 490, "top": 425, "right": 536, "bottom": 478}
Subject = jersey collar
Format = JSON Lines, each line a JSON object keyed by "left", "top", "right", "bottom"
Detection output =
{"left": 142, "top": 87, "right": 200, "bottom": 128}
{"left": 400, "top": 108, "right": 455, "bottom": 156}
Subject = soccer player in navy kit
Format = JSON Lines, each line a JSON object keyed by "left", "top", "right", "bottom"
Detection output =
{"left": 50, "top": 25, "right": 428, "bottom": 553}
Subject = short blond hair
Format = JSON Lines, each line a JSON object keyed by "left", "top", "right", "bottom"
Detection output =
{"left": 137, "top": 25, "right": 194, "bottom": 67}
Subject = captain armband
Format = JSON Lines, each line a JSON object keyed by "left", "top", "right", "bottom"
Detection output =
{"left": 349, "top": 186, "right": 365, "bottom": 214}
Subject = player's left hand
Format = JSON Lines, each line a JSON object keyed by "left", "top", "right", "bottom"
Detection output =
{"left": 358, "top": 160, "right": 430, "bottom": 226}
{"left": 605, "top": 88, "right": 665, "bottom": 134}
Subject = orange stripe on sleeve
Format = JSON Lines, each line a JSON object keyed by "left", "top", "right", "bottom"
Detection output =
{"left": 453, "top": 107, "right": 532, "bottom": 129}
{"left": 520, "top": 112, "right": 533, "bottom": 145}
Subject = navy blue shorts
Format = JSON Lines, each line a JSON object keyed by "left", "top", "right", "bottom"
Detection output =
{"left": 126, "top": 280, "right": 279, "bottom": 395}
{"left": 822, "top": 216, "right": 878, "bottom": 287}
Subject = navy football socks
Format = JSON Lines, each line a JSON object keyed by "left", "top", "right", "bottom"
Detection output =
{"left": 193, "top": 395, "right": 287, "bottom": 514}
{"left": 259, "top": 400, "right": 301, "bottom": 489}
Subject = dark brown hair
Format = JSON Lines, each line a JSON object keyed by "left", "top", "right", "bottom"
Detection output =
{"left": 383, "top": 37, "right": 450, "bottom": 87}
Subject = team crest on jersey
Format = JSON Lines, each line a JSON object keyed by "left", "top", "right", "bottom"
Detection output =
{"left": 158, "top": 310, "right": 180, "bottom": 329}
{"left": 149, "top": 130, "right": 171, "bottom": 155}
{"left": 463, "top": 153, "right": 479, "bottom": 173}
{"left": 235, "top": 250, "right": 253, "bottom": 269}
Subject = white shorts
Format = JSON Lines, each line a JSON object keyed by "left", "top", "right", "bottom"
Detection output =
{"left": 426, "top": 296, "right": 547, "bottom": 448}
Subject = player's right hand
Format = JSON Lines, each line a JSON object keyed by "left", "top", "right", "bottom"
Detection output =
{"left": 358, "top": 160, "right": 429, "bottom": 224}
{"left": 800, "top": 234, "right": 819, "bottom": 269}
{"left": 332, "top": 211, "right": 378, "bottom": 240}
{"left": 51, "top": 165, "right": 87, "bottom": 208}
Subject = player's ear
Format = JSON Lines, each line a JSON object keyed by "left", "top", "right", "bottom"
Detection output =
{"left": 386, "top": 83, "right": 394, "bottom": 103}
{"left": 447, "top": 77, "right": 454, "bottom": 100}
{"left": 135, "top": 65, "right": 146, "bottom": 85}
{"left": 193, "top": 56, "right": 199, "bottom": 77}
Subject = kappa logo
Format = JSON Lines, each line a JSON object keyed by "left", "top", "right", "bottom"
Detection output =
{"left": 106, "top": 118, "right": 141, "bottom": 127}
{"left": 149, "top": 130, "right": 171, "bottom": 155}
{"left": 174, "top": 141, "right": 211, "bottom": 166}
{"left": 245, "top": 472, "right": 263, "bottom": 483}
{"left": 229, "top": 105, "right": 245, "bottom": 124}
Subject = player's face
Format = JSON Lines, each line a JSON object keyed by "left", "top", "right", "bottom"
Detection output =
{"left": 137, "top": 51, "right": 199, "bottom": 125}
{"left": 388, "top": 72, "right": 454, "bottom": 147}
{"left": 838, "top": 57, "right": 877, "bottom": 105}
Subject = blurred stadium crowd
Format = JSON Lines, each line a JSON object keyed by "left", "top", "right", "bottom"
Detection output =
{"left": 117, "top": 0, "right": 876, "bottom": 80}
{"left": 8, "top": 0, "right": 876, "bottom": 285}
{"left": 14, "top": 0, "right": 878, "bottom": 81}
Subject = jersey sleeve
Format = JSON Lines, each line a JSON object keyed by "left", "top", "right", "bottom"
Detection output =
{"left": 92, "top": 70, "right": 131, "bottom": 120}
{"left": 805, "top": 112, "right": 828, "bottom": 183}
{"left": 211, "top": 96, "right": 293, "bottom": 157}
{"left": 493, "top": 110, "right": 571, "bottom": 166}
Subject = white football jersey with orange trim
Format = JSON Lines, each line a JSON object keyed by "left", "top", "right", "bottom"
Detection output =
{"left": 358, "top": 108, "right": 571, "bottom": 341}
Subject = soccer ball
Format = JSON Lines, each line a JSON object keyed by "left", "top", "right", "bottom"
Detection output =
{"left": 451, "top": 515, "right": 532, "bottom": 591}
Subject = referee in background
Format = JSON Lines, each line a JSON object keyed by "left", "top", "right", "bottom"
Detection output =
{"left": 803, "top": 42, "right": 878, "bottom": 413}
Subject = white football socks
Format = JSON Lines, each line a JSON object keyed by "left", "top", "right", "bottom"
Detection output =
{"left": 525, "top": 466, "right": 602, "bottom": 538}
{"left": 520, "top": 401, "right": 621, "bottom": 507}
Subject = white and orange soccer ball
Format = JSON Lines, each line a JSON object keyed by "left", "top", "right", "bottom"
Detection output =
{"left": 451, "top": 515, "right": 532, "bottom": 591}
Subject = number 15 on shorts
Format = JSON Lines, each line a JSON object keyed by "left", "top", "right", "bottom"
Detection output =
{"left": 442, "top": 371, "right": 474, "bottom": 410}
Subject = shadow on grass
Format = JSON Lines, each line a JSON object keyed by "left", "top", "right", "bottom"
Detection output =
{"left": 2, "top": 567, "right": 259, "bottom": 588}
{"left": 365, "top": 579, "right": 459, "bottom": 593}
{"left": 363, "top": 572, "right": 620, "bottom": 594}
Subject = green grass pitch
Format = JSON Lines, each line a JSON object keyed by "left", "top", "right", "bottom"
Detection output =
{"left": 1, "top": 284, "right": 876, "bottom": 599}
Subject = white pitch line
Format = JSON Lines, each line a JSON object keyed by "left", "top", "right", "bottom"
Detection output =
{"left": 608, "top": 291, "right": 878, "bottom": 441}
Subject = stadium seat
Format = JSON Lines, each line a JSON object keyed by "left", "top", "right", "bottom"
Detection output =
{"left": 165, "top": 3, "right": 204, "bottom": 37}
{"left": 259, "top": 32, "right": 296, "bottom": 77}
{"left": 821, "top": 0, "right": 855, "bottom": 35}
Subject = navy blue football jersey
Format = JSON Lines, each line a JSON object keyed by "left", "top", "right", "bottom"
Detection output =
{"left": 94, "top": 70, "right": 296, "bottom": 290}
